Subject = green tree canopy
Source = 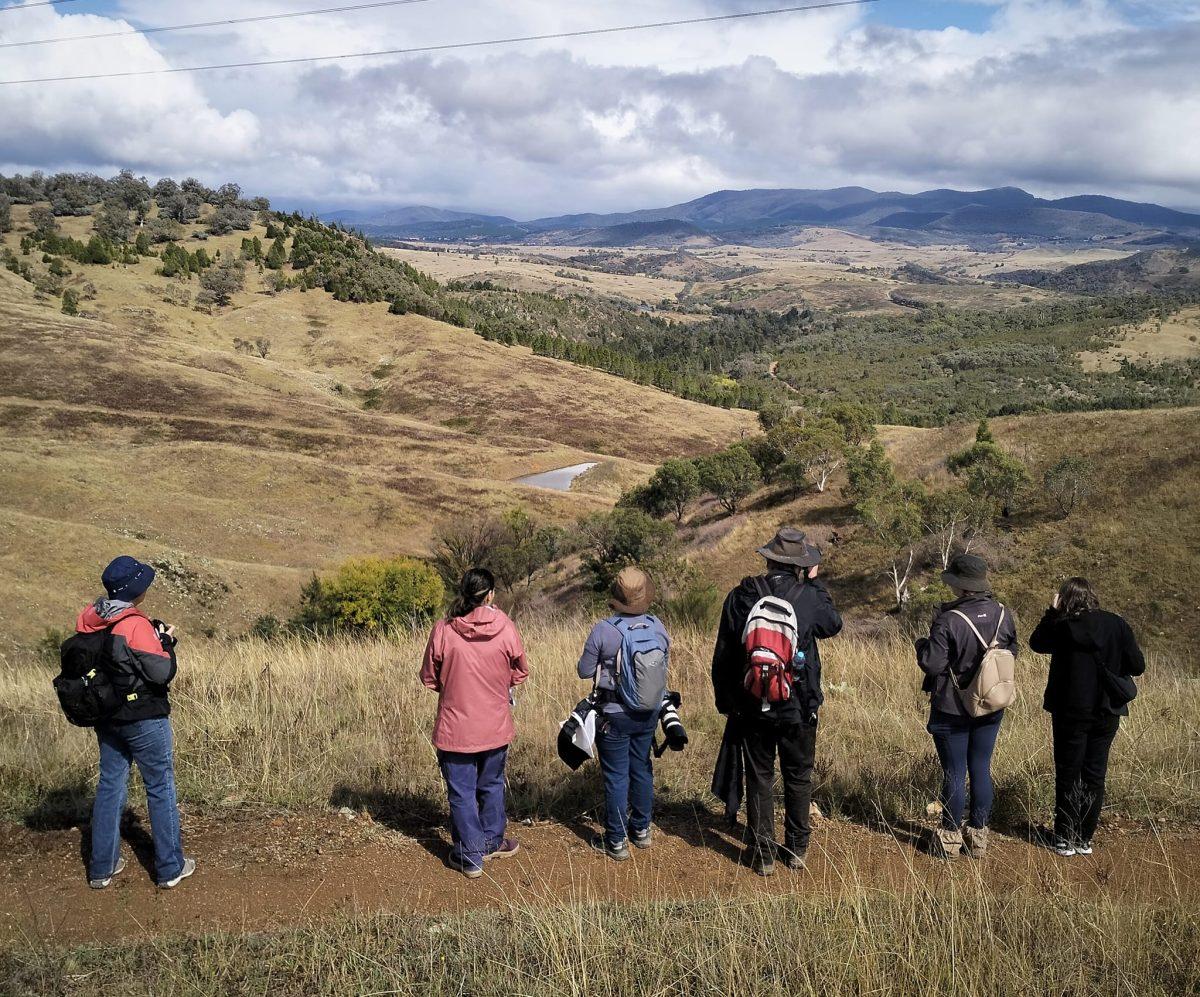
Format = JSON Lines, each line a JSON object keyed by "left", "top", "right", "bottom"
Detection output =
{"left": 697, "top": 444, "right": 762, "bottom": 514}
{"left": 947, "top": 441, "right": 1028, "bottom": 517}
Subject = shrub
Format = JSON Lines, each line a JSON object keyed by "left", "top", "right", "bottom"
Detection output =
{"left": 60, "top": 288, "right": 79, "bottom": 315}
{"left": 291, "top": 557, "right": 444, "bottom": 634}
{"left": 577, "top": 508, "right": 677, "bottom": 592}
{"left": 1043, "top": 454, "right": 1095, "bottom": 518}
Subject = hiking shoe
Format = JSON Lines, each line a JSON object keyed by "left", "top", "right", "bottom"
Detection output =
{"left": 934, "top": 828, "right": 964, "bottom": 861}
{"left": 448, "top": 853, "right": 484, "bottom": 879}
{"left": 159, "top": 857, "right": 196, "bottom": 889}
{"left": 484, "top": 838, "right": 520, "bottom": 861}
{"left": 963, "top": 826, "right": 990, "bottom": 857}
{"left": 1053, "top": 838, "right": 1076, "bottom": 857}
{"left": 752, "top": 855, "right": 776, "bottom": 877}
{"left": 590, "top": 836, "right": 631, "bottom": 862}
{"left": 1075, "top": 840, "right": 1093, "bottom": 855}
{"left": 630, "top": 828, "right": 653, "bottom": 850}
{"left": 88, "top": 856, "right": 126, "bottom": 890}
{"left": 782, "top": 849, "right": 807, "bottom": 871}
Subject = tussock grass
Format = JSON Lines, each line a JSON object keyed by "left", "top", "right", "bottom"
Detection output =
{"left": 5, "top": 886, "right": 1199, "bottom": 996}
{"left": 2, "top": 624, "right": 1197, "bottom": 830}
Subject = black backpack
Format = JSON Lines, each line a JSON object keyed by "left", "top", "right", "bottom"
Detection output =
{"left": 54, "top": 627, "right": 125, "bottom": 727}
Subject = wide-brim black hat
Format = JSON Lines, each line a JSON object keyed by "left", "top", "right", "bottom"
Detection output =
{"left": 941, "top": 553, "right": 991, "bottom": 592}
{"left": 756, "top": 527, "right": 821, "bottom": 568}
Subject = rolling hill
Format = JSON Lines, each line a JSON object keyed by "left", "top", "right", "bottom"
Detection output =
{"left": 0, "top": 203, "right": 752, "bottom": 646}
{"left": 322, "top": 186, "right": 1200, "bottom": 248}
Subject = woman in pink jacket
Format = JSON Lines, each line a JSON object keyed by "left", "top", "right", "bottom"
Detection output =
{"left": 421, "top": 567, "right": 529, "bottom": 878}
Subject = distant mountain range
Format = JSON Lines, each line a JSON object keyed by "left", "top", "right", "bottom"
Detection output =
{"left": 321, "top": 186, "right": 1200, "bottom": 248}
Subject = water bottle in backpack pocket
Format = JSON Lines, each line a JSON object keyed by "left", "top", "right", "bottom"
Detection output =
{"left": 54, "top": 628, "right": 125, "bottom": 727}
{"left": 611, "top": 615, "right": 669, "bottom": 712}
{"left": 742, "top": 584, "right": 805, "bottom": 712}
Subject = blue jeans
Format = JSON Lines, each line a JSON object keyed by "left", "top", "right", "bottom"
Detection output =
{"left": 438, "top": 746, "right": 508, "bottom": 871}
{"left": 927, "top": 708, "right": 1003, "bottom": 830}
{"left": 596, "top": 710, "right": 657, "bottom": 848}
{"left": 91, "top": 718, "right": 185, "bottom": 883}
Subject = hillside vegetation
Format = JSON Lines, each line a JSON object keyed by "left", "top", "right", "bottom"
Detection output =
{"left": 0, "top": 183, "right": 751, "bottom": 645}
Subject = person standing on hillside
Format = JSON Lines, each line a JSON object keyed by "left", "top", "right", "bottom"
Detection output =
{"left": 81, "top": 556, "right": 194, "bottom": 890}
{"left": 1029, "top": 577, "right": 1145, "bottom": 857}
{"left": 916, "top": 553, "right": 1018, "bottom": 860}
{"left": 711, "top": 528, "right": 842, "bottom": 876}
{"left": 577, "top": 566, "right": 671, "bottom": 861}
{"left": 420, "top": 568, "right": 529, "bottom": 878}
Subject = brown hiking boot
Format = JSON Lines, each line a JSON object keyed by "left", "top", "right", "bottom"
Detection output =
{"left": 933, "top": 828, "right": 964, "bottom": 860}
{"left": 963, "top": 826, "right": 989, "bottom": 857}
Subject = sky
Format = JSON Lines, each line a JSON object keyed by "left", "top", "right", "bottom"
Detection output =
{"left": 1, "top": 0, "right": 1198, "bottom": 218}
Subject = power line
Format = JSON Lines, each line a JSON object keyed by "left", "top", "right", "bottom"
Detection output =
{"left": 0, "top": 0, "right": 879, "bottom": 85}
{"left": 0, "top": 0, "right": 81, "bottom": 11}
{"left": 0, "top": 0, "right": 437, "bottom": 49}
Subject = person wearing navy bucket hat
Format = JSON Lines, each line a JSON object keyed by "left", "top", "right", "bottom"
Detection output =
{"left": 73, "top": 556, "right": 195, "bottom": 890}
{"left": 916, "top": 553, "right": 1018, "bottom": 860}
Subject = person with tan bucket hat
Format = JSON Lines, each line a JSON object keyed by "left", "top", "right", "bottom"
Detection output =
{"left": 577, "top": 565, "right": 672, "bottom": 861}
{"left": 711, "top": 528, "right": 842, "bottom": 876}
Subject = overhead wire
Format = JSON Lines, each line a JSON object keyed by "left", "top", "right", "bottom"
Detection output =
{"left": 0, "top": 0, "right": 80, "bottom": 11}
{"left": 0, "top": 0, "right": 880, "bottom": 85}
{"left": 0, "top": 0, "right": 436, "bottom": 49}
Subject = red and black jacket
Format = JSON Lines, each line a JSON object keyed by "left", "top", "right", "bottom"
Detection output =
{"left": 74, "top": 602, "right": 177, "bottom": 724}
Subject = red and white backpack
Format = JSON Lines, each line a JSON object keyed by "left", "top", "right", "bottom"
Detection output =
{"left": 741, "top": 579, "right": 803, "bottom": 711}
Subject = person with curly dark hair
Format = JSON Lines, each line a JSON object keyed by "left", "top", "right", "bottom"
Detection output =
{"left": 1030, "top": 577, "right": 1146, "bottom": 857}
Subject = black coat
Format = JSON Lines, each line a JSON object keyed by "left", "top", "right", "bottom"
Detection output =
{"left": 1029, "top": 608, "right": 1145, "bottom": 718}
{"left": 916, "top": 594, "right": 1018, "bottom": 717}
{"left": 711, "top": 572, "right": 842, "bottom": 722}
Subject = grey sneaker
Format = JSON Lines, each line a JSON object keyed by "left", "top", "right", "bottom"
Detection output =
{"left": 1075, "top": 840, "right": 1093, "bottom": 855}
{"left": 1053, "top": 838, "right": 1076, "bottom": 857}
{"left": 484, "top": 838, "right": 520, "bottom": 861}
{"left": 630, "top": 828, "right": 653, "bottom": 850}
{"left": 590, "top": 836, "right": 631, "bottom": 861}
{"left": 159, "top": 857, "right": 196, "bottom": 889}
{"left": 88, "top": 856, "right": 127, "bottom": 890}
{"left": 448, "top": 853, "right": 483, "bottom": 879}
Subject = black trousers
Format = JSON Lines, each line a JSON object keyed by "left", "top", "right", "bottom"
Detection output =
{"left": 742, "top": 713, "right": 817, "bottom": 859}
{"left": 1052, "top": 712, "right": 1120, "bottom": 843}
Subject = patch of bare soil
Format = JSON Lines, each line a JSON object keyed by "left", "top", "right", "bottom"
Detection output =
{"left": 1, "top": 810, "right": 1193, "bottom": 948}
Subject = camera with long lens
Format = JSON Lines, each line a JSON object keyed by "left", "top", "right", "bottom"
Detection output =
{"left": 653, "top": 690, "right": 688, "bottom": 757}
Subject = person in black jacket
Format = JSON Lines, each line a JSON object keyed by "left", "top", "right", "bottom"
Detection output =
{"left": 711, "top": 527, "right": 842, "bottom": 876}
{"left": 916, "top": 553, "right": 1017, "bottom": 860}
{"left": 1029, "top": 577, "right": 1145, "bottom": 857}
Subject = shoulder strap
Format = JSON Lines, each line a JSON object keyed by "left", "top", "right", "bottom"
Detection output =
{"left": 991, "top": 607, "right": 1006, "bottom": 648}
{"left": 949, "top": 609, "right": 988, "bottom": 648}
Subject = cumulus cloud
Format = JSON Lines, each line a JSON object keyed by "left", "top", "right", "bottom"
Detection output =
{"left": 1, "top": 0, "right": 1197, "bottom": 214}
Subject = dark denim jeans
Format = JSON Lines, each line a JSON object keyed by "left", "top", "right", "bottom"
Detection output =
{"left": 596, "top": 710, "right": 657, "bottom": 848}
{"left": 927, "top": 708, "right": 1003, "bottom": 830}
{"left": 438, "top": 746, "right": 509, "bottom": 871}
{"left": 91, "top": 717, "right": 185, "bottom": 884}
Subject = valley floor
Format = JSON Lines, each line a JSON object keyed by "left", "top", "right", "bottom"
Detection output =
{"left": 2, "top": 807, "right": 1194, "bottom": 948}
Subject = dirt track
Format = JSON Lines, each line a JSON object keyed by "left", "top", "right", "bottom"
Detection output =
{"left": 1, "top": 808, "right": 1194, "bottom": 947}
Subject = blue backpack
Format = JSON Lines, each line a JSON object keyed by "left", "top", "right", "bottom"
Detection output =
{"left": 610, "top": 615, "right": 670, "bottom": 713}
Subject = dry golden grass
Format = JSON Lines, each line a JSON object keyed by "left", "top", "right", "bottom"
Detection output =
{"left": 0, "top": 207, "right": 751, "bottom": 643}
{"left": 6, "top": 884, "right": 1199, "bottom": 997}
{"left": 1081, "top": 304, "right": 1200, "bottom": 371}
{"left": 3, "top": 623, "right": 1196, "bottom": 830}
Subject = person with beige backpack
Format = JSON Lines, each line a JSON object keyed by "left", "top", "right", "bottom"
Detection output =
{"left": 915, "top": 554, "right": 1018, "bottom": 859}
